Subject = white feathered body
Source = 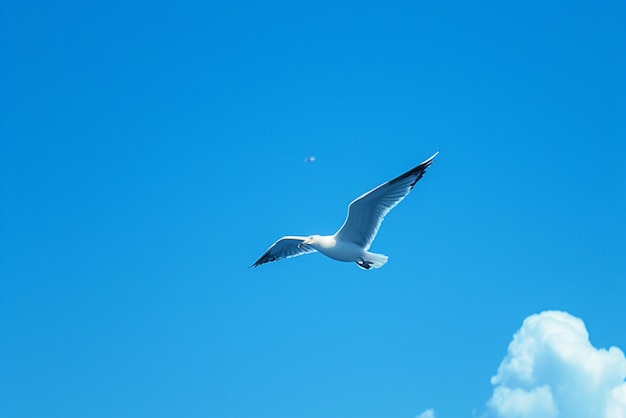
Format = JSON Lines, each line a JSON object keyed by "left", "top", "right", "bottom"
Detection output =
{"left": 305, "top": 235, "right": 388, "bottom": 269}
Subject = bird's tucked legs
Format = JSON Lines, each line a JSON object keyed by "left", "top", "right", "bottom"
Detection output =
{"left": 356, "top": 258, "right": 373, "bottom": 270}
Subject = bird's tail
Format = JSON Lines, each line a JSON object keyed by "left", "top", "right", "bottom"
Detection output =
{"left": 357, "top": 252, "right": 389, "bottom": 270}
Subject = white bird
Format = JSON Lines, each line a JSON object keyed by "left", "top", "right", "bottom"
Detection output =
{"left": 251, "top": 151, "right": 439, "bottom": 269}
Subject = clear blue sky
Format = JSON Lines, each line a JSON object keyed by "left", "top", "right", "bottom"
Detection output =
{"left": 1, "top": 1, "right": 625, "bottom": 417}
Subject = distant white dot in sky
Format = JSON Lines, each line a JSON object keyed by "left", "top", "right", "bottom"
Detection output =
{"left": 304, "top": 156, "right": 316, "bottom": 163}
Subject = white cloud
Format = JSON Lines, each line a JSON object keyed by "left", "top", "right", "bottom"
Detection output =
{"left": 486, "top": 310, "right": 626, "bottom": 418}
{"left": 416, "top": 408, "right": 435, "bottom": 418}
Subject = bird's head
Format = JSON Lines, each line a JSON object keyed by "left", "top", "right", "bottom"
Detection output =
{"left": 299, "top": 235, "right": 320, "bottom": 248}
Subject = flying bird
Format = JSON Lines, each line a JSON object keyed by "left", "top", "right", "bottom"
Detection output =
{"left": 251, "top": 151, "right": 439, "bottom": 270}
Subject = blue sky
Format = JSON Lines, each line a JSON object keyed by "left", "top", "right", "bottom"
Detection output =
{"left": 1, "top": 1, "right": 625, "bottom": 417}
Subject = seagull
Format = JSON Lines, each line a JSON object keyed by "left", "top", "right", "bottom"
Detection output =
{"left": 251, "top": 151, "right": 439, "bottom": 270}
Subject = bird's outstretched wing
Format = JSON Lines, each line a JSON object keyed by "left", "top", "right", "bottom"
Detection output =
{"left": 251, "top": 236, "right": 317, "bottom": 268}
{"left": 333, "top": 151, "right": 438, "bottom": 250}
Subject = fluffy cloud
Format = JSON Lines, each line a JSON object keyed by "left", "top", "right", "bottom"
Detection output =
{"left": 486, "top": 310, "right": 626, "bottom": 418}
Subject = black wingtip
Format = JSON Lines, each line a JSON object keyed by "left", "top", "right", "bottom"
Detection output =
{"left": 423, "top": 150, "right": 439, "bottom": 166}
{"left": 250, "top": 251, "right": 274, "bottom": 269}
{"left": 389, "top": 151, "right": 439, "bottom": 188}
